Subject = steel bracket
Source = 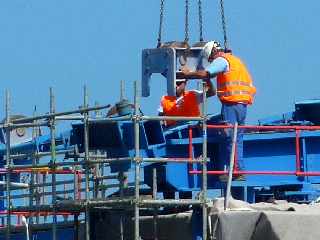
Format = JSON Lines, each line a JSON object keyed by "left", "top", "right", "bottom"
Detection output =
{"left": 141, "top": 47, "right": 204, "bottom": 97}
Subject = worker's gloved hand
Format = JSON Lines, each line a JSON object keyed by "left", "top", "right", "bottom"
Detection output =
{"left": 177, "top": 66, "right": 191, "bottom": 79}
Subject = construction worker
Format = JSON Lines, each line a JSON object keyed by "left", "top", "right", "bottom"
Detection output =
{"left": 158, "top": 78, "right": 216, "bottom": 127}
{"left": 160, "top": 78, "right": 215, "bottom": 200}
{"left": 177, "top": 40, "right": 256, "bottom": 180}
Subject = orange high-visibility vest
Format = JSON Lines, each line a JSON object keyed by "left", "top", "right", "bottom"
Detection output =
{"left": 216, "top": 53, "right": 256, "bottom": 104}
{"left": 161, "top": 91, "right": 200, "bottom": 126}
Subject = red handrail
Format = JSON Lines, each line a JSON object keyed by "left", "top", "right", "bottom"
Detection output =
{"left": 0, "top": 169, "right": 82, "bottom": 174}
{"left": 207, "top": 125, "right": 320, "bottom": 130}
{"left": 0, "top": 210, "right": 77, "bottom": 216}
{"left": 188, "top": 124, "right": 320, "bottom": 177}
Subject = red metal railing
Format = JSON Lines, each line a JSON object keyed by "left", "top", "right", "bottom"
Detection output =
{"left": 0, "top": 210, "right": 79, "bottom": 227}
{"left": 0, "top": 168, "right": 82, "bottom": 175}
{"left": 0, "top": 211, "right": 75, "bottom": 217}
{"left": 188, "top": 124, "right": 320, "bottom": 176}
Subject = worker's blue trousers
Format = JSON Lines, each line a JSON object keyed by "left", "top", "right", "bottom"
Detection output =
{"left": 219, "top": 103, "right": 247, "bottom": 171}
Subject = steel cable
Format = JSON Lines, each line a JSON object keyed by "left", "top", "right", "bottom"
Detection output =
{"left": 184, "top": 0, "right": 189, "bottom": 43}
{"left": 219, "top": 0, "right": 229, "bottom": 50}
{"left": 157, "top": 0, "right": 165, "bottom": 47}
{"left": 198, "top": 0, "right": 204, "bottom": 42}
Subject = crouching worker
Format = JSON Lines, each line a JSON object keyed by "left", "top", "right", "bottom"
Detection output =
{"left": 158, "top": 78, "right": 216, "bottom": 127}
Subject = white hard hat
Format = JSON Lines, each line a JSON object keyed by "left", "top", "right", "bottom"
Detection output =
{"left": 202, "top": 41, "right": 222, "bottom": 59}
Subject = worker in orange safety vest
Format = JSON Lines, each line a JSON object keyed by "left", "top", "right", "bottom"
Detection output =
{"left": 158, "top": 78, "right": 216, "bottom": 126}
{"left": 177, "top": 40, "right": 256, "bottom": 180}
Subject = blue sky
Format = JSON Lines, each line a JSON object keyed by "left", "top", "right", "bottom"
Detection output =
{"left": 0, "top": 0, "right": 319, "bottom": 123}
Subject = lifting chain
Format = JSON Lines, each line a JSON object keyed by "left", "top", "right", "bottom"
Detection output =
{"left": 219, "top": 0, "right": 229, "bottom": 50}
{"left": 157, "top": 0, "right": 165, "bottom": 47}
{"left": 157, "top": 0, "right": 206, "bottom": 46}
{"left": 198, "top": 0, "right": 204, "bottom": 42}
{"left": 184, "top": 0, "right": 189, "bottom": 44}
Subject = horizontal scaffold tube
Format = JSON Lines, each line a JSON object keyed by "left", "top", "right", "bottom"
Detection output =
{"left": 10, "top": 104, "right": 111, "bottom": 124}
{"left": 0, "top": 181, "right": 29, "bottom": 188}
{"left": 1, "top": 122, "right": 49, "bottom": 129}
{"left": 0, "top": 168, "right": 82, "bottom": 175}
{"left": 142, "top": 157, "right": 207, "bottom": 163}
{"left": 10, "top": 197, "right": 202, "bottom": 213}
{"left": 10, "top": 150, "right": 73, "bottom": 160}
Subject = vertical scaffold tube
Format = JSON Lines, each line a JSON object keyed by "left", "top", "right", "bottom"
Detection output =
{"left": 30, "top": 130, "right": 35, "bottom": 225}
{"left": 50, "top": 87, "right": 57, "bottom": 240}
{"left": 119, "top": 171, "right": 124, "bottom": 240}
{"left": 153, "top": 168, "right": 158, "bottom": 240}
{"left": 5, "top": 90, "right": 11, "bottom": 240}
{"left": 201, "top": 82, "right": 208, "bottom": 240}
{"left": 134, "top": 81, "right": 141, "bottom": 240}
{"left": 32, "top": 106, "right": 40, "bottom": 224}
{"left": 120, "top": 80, "right": 125, "bottom": 101}
{"left": 225, "top": 123, "right": 238, "bottom": 210}
{"left": 83, "top": 86, "right": 91, "bottom": 240}
{"left": 74, "top": 214, "right": 79, "bottom": 240}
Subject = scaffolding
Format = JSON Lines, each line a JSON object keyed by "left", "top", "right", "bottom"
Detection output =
{"left": 0, "top": 81, "right": 212, "bottom": 240}
{"left": 3, "top": 82, "right": 320, "bottom": 240}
